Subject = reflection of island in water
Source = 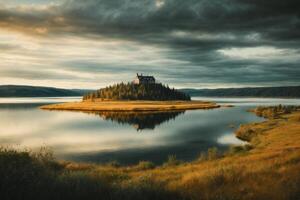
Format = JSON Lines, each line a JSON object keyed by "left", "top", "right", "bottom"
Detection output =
{"left": 91, "top": 111, "right": 185, "bottom": 130}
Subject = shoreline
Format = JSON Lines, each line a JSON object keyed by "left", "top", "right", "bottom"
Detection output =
{"left": 40, "top": 100, "right": 220, "bottom": 112}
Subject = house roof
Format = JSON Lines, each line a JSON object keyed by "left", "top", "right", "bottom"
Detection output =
{"left": 136, "top": 74, "right": 155, "bottom": 80}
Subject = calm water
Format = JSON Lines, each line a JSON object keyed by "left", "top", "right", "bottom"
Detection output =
{"left": 0, "top": 97, "right": 299, "bottom": 165}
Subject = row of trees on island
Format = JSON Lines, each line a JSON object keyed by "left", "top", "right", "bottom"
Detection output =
{"left": 83, "top": 82, "right": 191, "bottom": 101}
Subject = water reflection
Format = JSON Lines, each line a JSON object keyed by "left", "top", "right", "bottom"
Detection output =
{"left": 1, "top": 97, "right": 299, "bottom": 165}
{"left": 89, "top": 111, "right": 185, "bottom": 130}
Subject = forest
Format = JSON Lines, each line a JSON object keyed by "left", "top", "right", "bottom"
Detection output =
{"left": 181, "top": 86, "right": 300, "bottom": 98}
{"left": 0, "top": 85, "right": 90, "bottom": 97}
{"left": 83, "top": 83, "right": 191, "bottom": 101}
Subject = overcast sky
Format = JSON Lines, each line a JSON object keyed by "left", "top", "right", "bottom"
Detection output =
{"left": 0, "top": 0, "right": 299, "bottom": 89}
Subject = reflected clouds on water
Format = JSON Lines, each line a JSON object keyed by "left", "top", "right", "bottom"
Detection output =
{"left": 1, "top": 97, "right": 299, "bottom": 164}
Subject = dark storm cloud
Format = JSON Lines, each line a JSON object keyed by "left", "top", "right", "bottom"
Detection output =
{"left": 64, "top": 0, "right": 300, "bottom": 43}
{"left": 0, "top": 0, "right": 299, "bottom": 87}
{"left": 1, "top": 0, "right": 299, "bottom": 42}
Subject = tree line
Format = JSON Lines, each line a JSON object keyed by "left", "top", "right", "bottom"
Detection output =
{"left": 83, "top": 82, "right": 191, "bottom": 101}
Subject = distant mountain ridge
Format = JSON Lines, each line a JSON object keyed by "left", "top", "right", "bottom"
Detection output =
{"left": 181, "top": 86, "right": 300, "bottom": 98}
{"left": 0, "top": 85, "right": 93, "bottom": 97}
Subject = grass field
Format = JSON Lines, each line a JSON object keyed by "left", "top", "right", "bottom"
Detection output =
{"left": 40, "top": 100, "right": 220, "bottom": 111}
{"left": 1, "top": 106, "right": 300, "bottom": 200}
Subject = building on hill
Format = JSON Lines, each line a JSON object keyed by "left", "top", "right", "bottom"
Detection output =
{"left": 133, "top": 73, "right": 156, "bottom": 85}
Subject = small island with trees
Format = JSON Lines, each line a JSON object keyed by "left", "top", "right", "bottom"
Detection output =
{"left": 83, "top": 74, "right": 191, "bottom": 101}
{"left": 41, "top": 74, "right": 219, "bottom": 111}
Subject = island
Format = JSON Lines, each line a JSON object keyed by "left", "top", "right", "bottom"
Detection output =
{"left": 41, "top": 74, "right": 220, "bottom": 111}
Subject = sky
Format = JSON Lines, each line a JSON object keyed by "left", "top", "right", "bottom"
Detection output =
{"left": 0, "top": 0, "right": 299, "bottom": 89}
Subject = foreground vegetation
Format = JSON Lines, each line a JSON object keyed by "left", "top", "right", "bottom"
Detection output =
{"left": 1, "top": 106, "right": 300, "bottom": 200}
{"left": 83, "top": 82, "right": 191, "bottom": 101}
{"left": 251, "top": 105, "right": 300, "bottom": 119}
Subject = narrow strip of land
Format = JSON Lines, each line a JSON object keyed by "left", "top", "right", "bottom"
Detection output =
{"left": 40, "top": 100, "right": 220, "bottom": 111}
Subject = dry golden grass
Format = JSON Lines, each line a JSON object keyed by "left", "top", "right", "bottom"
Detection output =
{"left": 40, "top": 100, "right": 220, "bottom": 111}
{"left": 101, "top": 110, "right": 300, "bottom": 199}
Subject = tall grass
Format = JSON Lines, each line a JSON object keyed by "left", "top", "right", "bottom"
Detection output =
{"left": 0, "top": 147, "right": 180, "bottom": 200}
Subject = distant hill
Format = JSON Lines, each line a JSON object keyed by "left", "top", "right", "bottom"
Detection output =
{"left": 83, "top": 83, "right": 191, "bottom": 101}
{"left": 181, "top": 86, "right": 300, "bottom": 98}
{"left": 0, "top": 85, "right": 93, "bottom": 97}
{"left": 2, "top": 85, "right": 299, "bottom": 98}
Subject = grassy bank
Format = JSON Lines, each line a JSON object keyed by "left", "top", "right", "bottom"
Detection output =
{"left": 1, "top": 106, "right": 300, "bottom": 200}
{"left": 40, "top": 100, "right": 220, "bottom": 112}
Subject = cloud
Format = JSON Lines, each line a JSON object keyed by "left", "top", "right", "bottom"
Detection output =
{"left": 217, "top": 47, "right": 300, "bottom": 60}
{"left": 0, "top": 0, "right": 299, "bottom": 88}
{"left": 1, "top": 0, "right": 299, "bottom": 40}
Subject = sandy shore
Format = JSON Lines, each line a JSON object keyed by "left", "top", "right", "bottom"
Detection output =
{"left": 40, "top": 100, "right": 220, "bottom": 112}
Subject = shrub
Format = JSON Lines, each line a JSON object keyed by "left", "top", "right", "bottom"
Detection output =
{"left": 163, "top": 155, "right": 182, "bottom": 167}
{"left": 0, "top": 147, "right": 56, "bottom": 199}
{"left": 137, "top": 161, "right": 155, "bottom": 170}
{"left": 244, "top": 144, "right": 253, "bottom": 151}
{"left": 207, "top": 147, "right": 219, "bottom": 160}
{"left": 198, "top": 152, "right": 207, "bottom": 162}
{"left": 228, "top": 145, "right": 245, "bottom": 154}
{"left": 106, "top": 160, "right": 121, "bottom": 168}
{"left": 227, "top": 145, "right": 253, "bottom": 155}
{"left": 235, "top": 125, "right": 257, "bottom": 142}
{"left": 32, "top": 146, "right": 63, "bottom": 171}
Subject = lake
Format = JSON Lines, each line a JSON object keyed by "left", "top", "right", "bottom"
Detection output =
{"left": 0, "top": 97, "right": 299, "bottom": 165}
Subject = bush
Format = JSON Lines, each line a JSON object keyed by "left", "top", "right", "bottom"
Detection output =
{"left": 137, "top": 161, "right": 155, "bottom": 170}
{"left": 228, "top": 145, "right": 245, "bottom": 154}
{"left": 227, "top": 145, "right": 253, "bottom": 155}
{"left": 207, "top": 147, "right": 219, "bottom": 160}
{"left": 106, "top": 160, "right": 121, "bottom": 168}
{"left": 235, "top": 125, "right": 257, "bottom": 142}
{"left": 0, "top": 148, "right": 57, "bottom": 199}
{"left": 198, "top": 152, "right": 207, "bottom": 162}
{"left": 244, "top": 144, "right": 253, "bottom": 151}
{"left": 163, "top": 155, "right": 182, "bottom": 167}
